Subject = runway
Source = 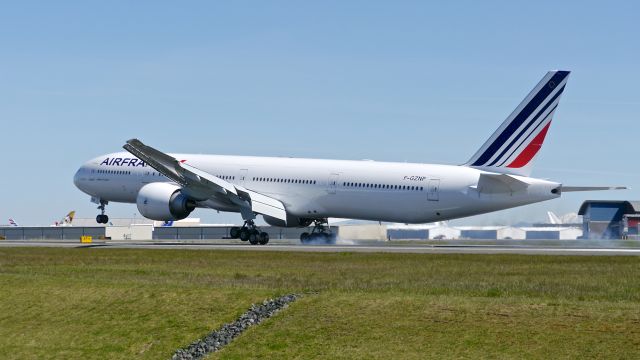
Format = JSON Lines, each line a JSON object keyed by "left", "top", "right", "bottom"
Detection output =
{"left": 2, "top": 239, "right": 640, "bottom": 255}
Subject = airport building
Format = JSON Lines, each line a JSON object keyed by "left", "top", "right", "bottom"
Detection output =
{"left": 579, "top": 200, "right": 640, "bottom": 239}
{"left": 386, "top": 224, "right": 461, "bottom": 240}
{"left": 456, "top": 226, "right": 526, "bottom": 240}
{"left": 519, "top": 227, "right": 583, "bottom": 240}
{"left": 0, "top": 223, "right": 581, "bottom": 241}
{"left": 9, "top": 200, "right": 640, "bottom": 241}
{"left": 386, "top": 224, "right": 582, "bottom": 240}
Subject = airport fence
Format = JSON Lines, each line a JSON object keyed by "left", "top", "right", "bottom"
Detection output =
{"left": 152, "top": 226, "right": 320, "bottom": 240}
{"left": 0, "top": 226, "right": 327, "bottom": 241}
{"left": 0, "top": 227, "right": 106, "bottom": 240}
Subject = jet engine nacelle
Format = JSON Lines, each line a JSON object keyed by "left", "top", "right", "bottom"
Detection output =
{"left": 136, "top": 183, "right": 196, "bottom": 221}
{"left": 263, "top": 214, "right": 313, "bottom": 228}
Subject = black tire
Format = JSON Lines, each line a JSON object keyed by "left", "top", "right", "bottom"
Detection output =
{"left": 239, "top": 229, "right": 250, "bottom": 241}
{"left": 259, "top": 232, "right": 269, "bottom": 245}
{"left": 248, "top": 232, "right": 259, "bottom": 245}
{"left": 103, "top": 215, "right": 109, "bottom": 224}
{"left": 300, "top": 232, "right": 310, "bottom": 243}
{"left": 96, "top": 215, "right": 102, "bottom": 224}
{"left": 326, "top": 233, "right": 337, "bottom": 244}
{"left": 229, "top": 227, "right": 241, "bottom": 239}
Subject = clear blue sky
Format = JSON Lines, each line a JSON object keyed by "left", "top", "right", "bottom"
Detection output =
{"left": 1, "top": 1, "right": 638, "bottom": 225}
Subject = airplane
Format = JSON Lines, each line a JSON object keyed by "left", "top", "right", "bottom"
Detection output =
{"left": 8, "top": 218, "right": 18, "bottom": 227}
{"left": 52, "top": 211, "right": 75, "bottom": 227}
{"left": 73, "top": 70, "right": 625, "bottom": 245}
{"left": 547, "top": 211, "right": 581, "bottom": 225}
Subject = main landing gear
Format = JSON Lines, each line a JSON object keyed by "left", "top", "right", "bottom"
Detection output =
{"left": 300, "top": 219, "right": 336, "bottom": 244}
{"left": 229, "top": 220, "right": 269, "bottom": 245}
{"left": 96, "top": 200, "right": 109, "bottom": 224}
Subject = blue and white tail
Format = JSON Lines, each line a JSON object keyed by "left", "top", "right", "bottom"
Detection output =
{"left": 465, "top": 70, "right": 570, "bottom": 176}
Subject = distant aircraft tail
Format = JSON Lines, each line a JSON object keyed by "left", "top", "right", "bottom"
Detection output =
{"left": 547, "top": 211, "right": 562, "bottom": 225}
{"left": 465, "top": 70, "right": 570, "bottom": 176}
{"left": 64, "top": 211, "right": 75, "bottom": 225}
{"left": 8, "top": 218, "right": 18, "bottom": 227}
{"left": 53, "top": 211, "right": 76, "bottom": 226}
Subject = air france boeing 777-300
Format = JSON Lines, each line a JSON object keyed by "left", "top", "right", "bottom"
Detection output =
{"left": 74, "top": 70, "right": 624, "bottom": 244}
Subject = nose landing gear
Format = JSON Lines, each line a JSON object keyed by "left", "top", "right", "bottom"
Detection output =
{"left": 95, "top": 200, "right": 109, "bottom": 224}
{"left": 300, "top": 219, "right": 336, "bottom": 244}
{"left": 230, "top": 220, "right": 269, "bottom": 245}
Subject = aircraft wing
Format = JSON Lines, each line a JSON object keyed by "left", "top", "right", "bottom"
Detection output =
{"left": 122, "top": 139, "right": 287, "bottom": 222}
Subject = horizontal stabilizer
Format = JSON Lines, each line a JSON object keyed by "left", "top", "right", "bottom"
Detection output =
{"left": 561, "top": 186, "right": 627, "bottom": 192}
{"left": 476, "top": 173, "right": 530, "bottom": 194}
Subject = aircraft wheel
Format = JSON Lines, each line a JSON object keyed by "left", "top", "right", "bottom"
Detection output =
{"left": 326, "top": 233, "right": 337, "bottom": 244}
{"left": 300, "top": 232, "right": 310, "bottom": 243}
{"left": 229, "top": 227, "right": 241, "bottom": 239}
{"left": 239, "top": 229, "right": 250, "bottom": 241}
{"left": 96, "top": 215, "right": 108, "bottom": 224}
{"left": 306, "top": 233, "right": 317, "bottom": 242}
{"left": 248, "top": 231, "right": 259, "bottom": 245}
{"left": 259, "top": 232, "right": 269, "bottom": 245}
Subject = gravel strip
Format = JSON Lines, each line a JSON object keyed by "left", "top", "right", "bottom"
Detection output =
{"left": 172, "top": 294, "right": 300, "bottom": 360}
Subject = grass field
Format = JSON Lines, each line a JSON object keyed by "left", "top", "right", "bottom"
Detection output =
{"left": 0, "top": 248, "right": 639, "bottom": 359}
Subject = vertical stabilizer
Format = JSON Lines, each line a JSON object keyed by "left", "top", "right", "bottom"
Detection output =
{"left": 547, "top": 211, "right": 562, "bottom": 225}
{"left": 465, "top": 71, "right": 570, "bottom": 176}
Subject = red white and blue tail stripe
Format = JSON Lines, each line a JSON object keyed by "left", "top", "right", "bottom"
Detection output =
{"left": 465, "top": 70, "right": 570, "bottom": 176}
{"left": 8, "top": 218, "right": 18, "bottom": 227}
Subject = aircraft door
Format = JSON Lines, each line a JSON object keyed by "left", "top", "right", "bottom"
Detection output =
{"left": 328, "top": 173, "right": 339, "bottom": 194}
{"left": 239, "top": 169, "right": 248, "bottom": 185}
{"left": 427, "top": 179, "right": 440, "bottom": 201}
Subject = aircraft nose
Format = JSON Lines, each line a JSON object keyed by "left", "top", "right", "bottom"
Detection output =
{"left": 73, "top": 166, "right": 84, "bottom": 190}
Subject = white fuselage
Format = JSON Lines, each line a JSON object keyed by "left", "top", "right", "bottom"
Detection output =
{"left": 74, "top": 152, "right": 561, "bottom": 224}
